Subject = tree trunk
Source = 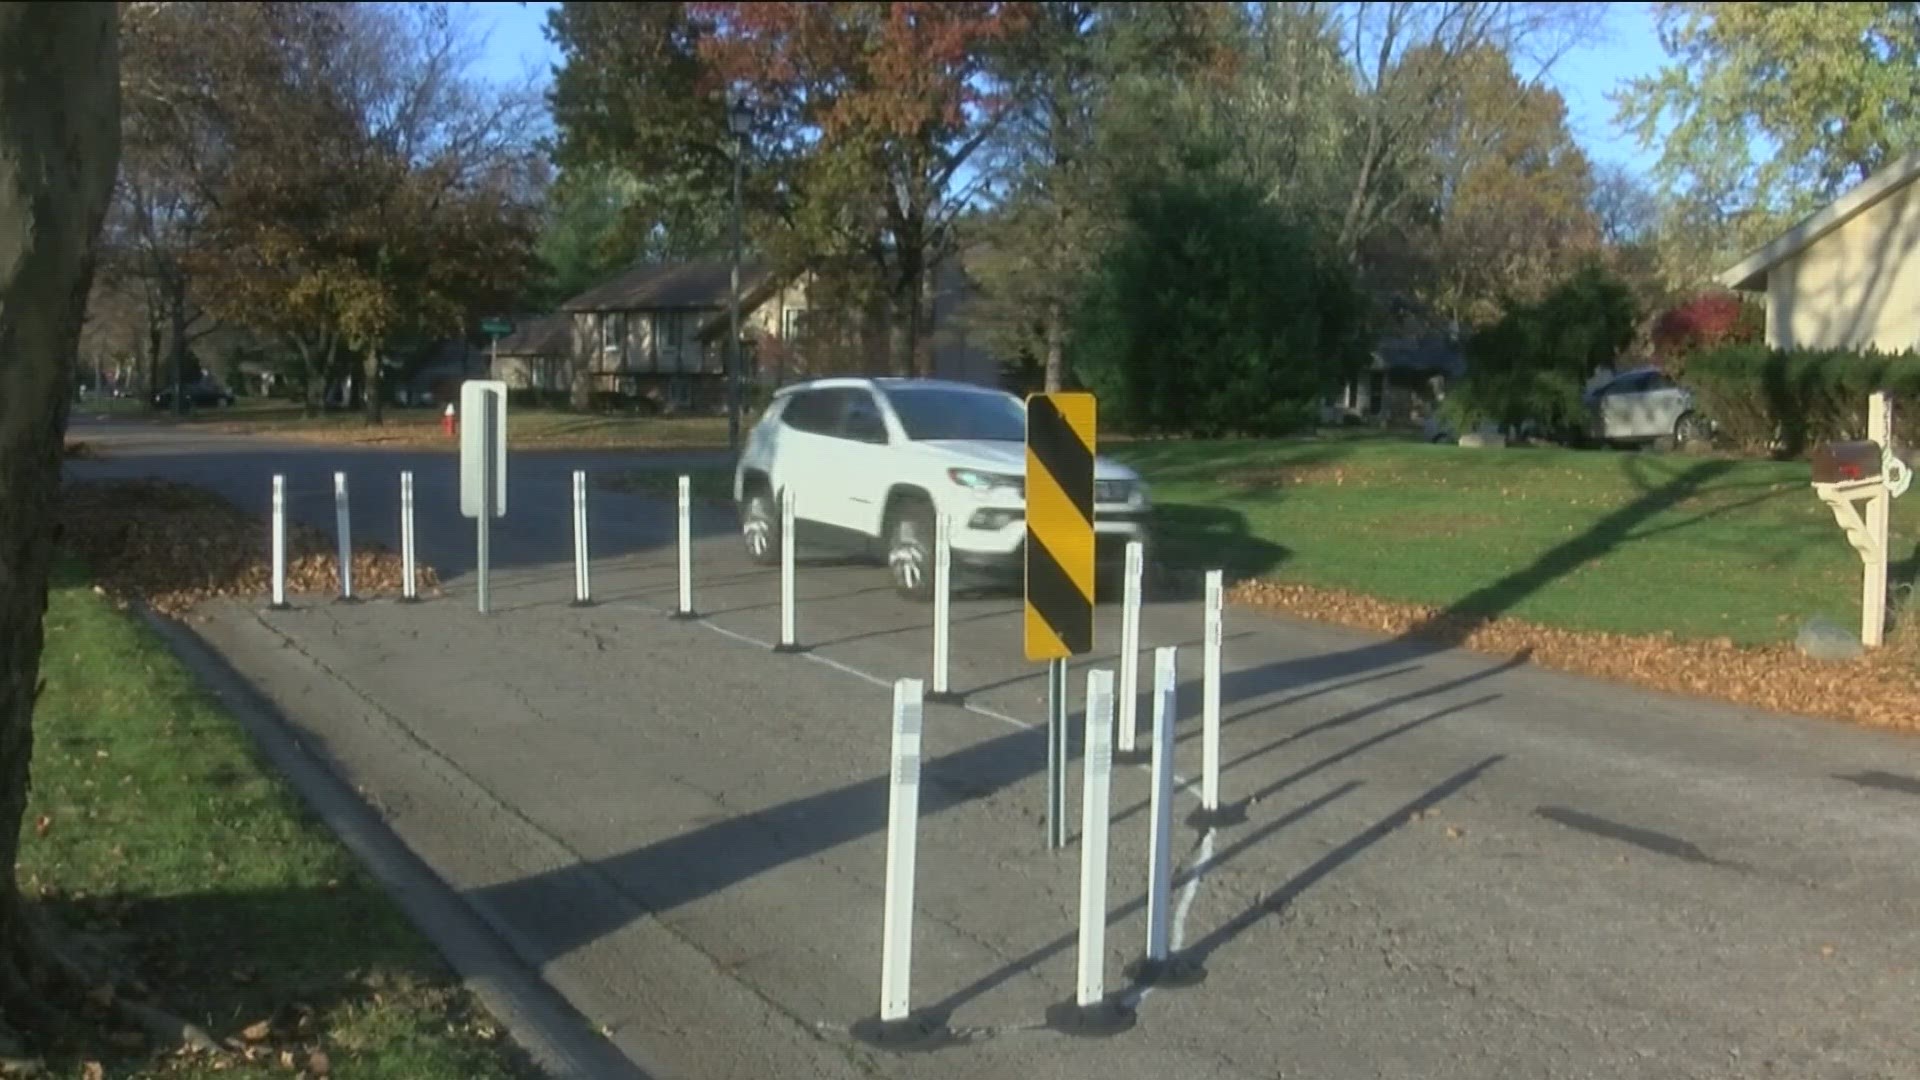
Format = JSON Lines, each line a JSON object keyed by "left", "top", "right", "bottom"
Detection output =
{"left": 362, "top": 342, "right": 383, "bottom": 425}
{"left": 1043, "top": 298, "right": 1066, "bottom": 392}
{"left": 0, "top": 0, "right": 121, "bottom": 1022}
{"left": 166, "top": 273, "right": 188, "bottom": 415}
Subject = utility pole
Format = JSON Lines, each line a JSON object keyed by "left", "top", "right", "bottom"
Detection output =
{"left": 727, "top": 93, "right": 752, "bottom": 454}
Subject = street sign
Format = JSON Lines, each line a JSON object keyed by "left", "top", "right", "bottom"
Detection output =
{"left": 480, "top": 317, "right": 514, "bottom": 337}
{"left": 460, "top": 380, "right": 507, "bottom": 519}
{"left": 1024, "top": 391, "right": 1096, "bottom": 661}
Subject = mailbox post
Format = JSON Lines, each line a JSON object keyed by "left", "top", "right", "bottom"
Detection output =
{"left": 1811, "top": 392, "right": 1911, "bottom": 648}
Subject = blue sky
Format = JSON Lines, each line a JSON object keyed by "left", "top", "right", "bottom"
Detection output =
{"left": 462, "top": 0, "right": 1673, "bottom": 175}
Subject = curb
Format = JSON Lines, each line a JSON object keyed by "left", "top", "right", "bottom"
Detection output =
{"left": 140, "top": 609, "right": 658, "bottom": 1080}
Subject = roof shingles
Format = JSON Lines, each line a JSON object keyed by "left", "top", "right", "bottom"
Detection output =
{"left": 558, "top": 260, "right": 778, "bottom": 313}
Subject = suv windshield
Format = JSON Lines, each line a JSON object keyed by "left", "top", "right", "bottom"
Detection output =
{"left": 883, "top": 386, "right": 1026, "bottom": 442}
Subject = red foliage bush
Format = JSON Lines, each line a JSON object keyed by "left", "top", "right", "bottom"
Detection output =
{"left": 1651, "top": 291, "right": 1764, "bottom": 366}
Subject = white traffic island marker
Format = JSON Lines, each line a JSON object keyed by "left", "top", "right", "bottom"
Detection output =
{"left": 1113, "top": 540, "right": 1147, "bottom": 765}
{"left": 1187, "top": 569, "right": 1246, "bottom": 831}
{"left": 670, "top": 475, "right": 699, "bottom": 620}
{"left": 333, "top": 471, "right": 357, "bottom": 603}
{"left": 269, "top": 474, "right": 291, "bottom": 610}
{"left": 1125, "top": 645, "right": 1208, "bottom": 989}
{"left": 849, "top": 679, "right": 960, "bottom": 1052}
{"left": 570, "top": 469, "right": 594, "bottom": 608}
{"left": 398, "top": 471, "right": 420, "bottom": 603}
{"left": 925, "top": 513, "right": 965, "bottom": 705}
{"left": 772, "top": 487, "right": 807, "bottom": 653}
{"left": 1046, "top": 668, "right": 1138, "bottom": 1037}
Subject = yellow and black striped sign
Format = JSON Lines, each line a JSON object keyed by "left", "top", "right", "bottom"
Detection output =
{"left": 1024, "top": 391, "right": 1096, "bottom": 661}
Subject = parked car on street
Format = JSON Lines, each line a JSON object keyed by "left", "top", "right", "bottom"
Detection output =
{"left": 151, "top": 377, "right": 235, "bottom": 410}
{"left": 1581, "top": 366, "right": 1713, "bottom": 446}
{"left": 732, "top": 377, "right": 1152, "bottom": 600}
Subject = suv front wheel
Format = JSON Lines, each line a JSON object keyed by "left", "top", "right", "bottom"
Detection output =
{"left": 885, "top": 501, "right": 936, "bottom": 602}
{"left": 740, "top": 486, "right": 780, "bottom": 566}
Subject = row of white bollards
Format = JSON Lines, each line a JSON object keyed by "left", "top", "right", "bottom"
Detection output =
{"left": 272, "top": 468, "right": 1235, "bottom": 1044}
{"left": 869, "top": 540, "right": 1230, "bottom": 1042}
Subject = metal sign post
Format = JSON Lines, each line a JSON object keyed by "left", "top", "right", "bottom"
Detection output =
{"left": 1044, "top": 667, "right": 1136, "bottom": 1037}
{"left": 399, "top": 471, "right": 419, "bottom": 603}
{"left": 1128, "top": 645, "right": 1207, "bottom": 988}
{"left": 460, "top": 380, "right": 508, "bottom": 615}
{"left": 333, "top": 471, "right": 355, "bottom": 602}
{"left": 1046, "top": 658, "right": 1068, "bottom": 850}
{"left": 269, "top": 474, "right": 289, "bottom": 610}
{"left": 1025, "top": 391, "right": 1097, "bottom": 851}
{"left": 671, "top": 475, "right": 698, "bottom": 620}
{"left": 571, "top": 469, "right": 593, "bottom": 607}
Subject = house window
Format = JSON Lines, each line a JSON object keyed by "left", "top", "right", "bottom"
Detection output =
{"left": 654, "top": 312, "right": 685, "bottom": 371}
{"left": 782, "top": 307, "right": 810, "bottom": 344}
{"left": 601, "top": 313, "right": 625, "bottom": 358}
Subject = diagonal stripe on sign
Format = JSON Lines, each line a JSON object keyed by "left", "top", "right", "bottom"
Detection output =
{"left": 1024, "top": 603, "right": 1070, "bottom": 661}
{"left": 1026, "top": 529, "right": 1093, "bottom": 657}
{"left": 1024, "top": 452, "right": 1095, "bottom": 602}
{"left": 1026, "top": 395, "right": 1094, "bottom": 525}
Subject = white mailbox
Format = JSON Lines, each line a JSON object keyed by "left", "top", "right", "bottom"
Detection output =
{"left": 1811, "top": 392, "right": 1910, "bottom": 648}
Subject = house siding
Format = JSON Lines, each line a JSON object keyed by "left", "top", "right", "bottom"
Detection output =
{"left": 1765, "top": 176, "right": 1920, "bottom": 352}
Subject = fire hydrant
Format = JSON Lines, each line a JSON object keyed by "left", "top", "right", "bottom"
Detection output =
{"left": 442, "top": 402, "right": 457, "bottom": 438}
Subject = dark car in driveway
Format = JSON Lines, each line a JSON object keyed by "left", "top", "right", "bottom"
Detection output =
{"left": 152, "top": 379, "right": 235, "bottom": 410}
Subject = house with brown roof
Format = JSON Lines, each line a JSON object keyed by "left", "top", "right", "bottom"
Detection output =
{"left": 554, "top": 260, "right": 795, "bottom": 412}
{"left": 507, "top": 258, "right": 1001, "bottom": 411}
{"left": 1718, "top": 149, "right": 1920, "bottom": 353}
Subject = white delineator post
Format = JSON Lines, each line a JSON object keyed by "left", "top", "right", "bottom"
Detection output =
{"left": 1116, "top": 541, "right": 1144, "bottom": 756}
{"left": 1202, "top": 570, "right": 1223, "bottom": 812}
{"left": 878, "top": 677, "right": 925, "bottom": 1023}
{"left": 333, "top": 471, "right": 354, "bottom": 601}
{"left": 1865, "top": 392, "right": 1893, "bottom": 648}
{"left": 930, "top": 513, "right": 954, "bottom": 699}
{"left": 571, "top": 469, "right": 592, "bottom": 607}
{"left": 1076, "top": 668, "right": 1117, "bottom": 1007}
{"left": 399, "top": 471, "right": 418, "bottom": 602}
{"left": 774, "top": 487, "right": 801, "bottom": 652}
{"left": 672, "top": 474, "right": 696, "bottom": 619}
{"left": 270, "top": 474, "right": 289, "bottom": 609}
{"left": 1144, "top": 645, "right": 1177, "bottom": 962}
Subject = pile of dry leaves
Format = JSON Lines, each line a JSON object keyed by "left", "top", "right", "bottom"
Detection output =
{"left": 1230, "top": 578, "right": 1920, "bottom": 732}
{"left": 59, "top": 479, "right": 439, "bottom": 617}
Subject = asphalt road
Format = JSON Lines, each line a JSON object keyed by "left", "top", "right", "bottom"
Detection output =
{"left": 66, "top": 419, "right": 1920, "bottom": 1080}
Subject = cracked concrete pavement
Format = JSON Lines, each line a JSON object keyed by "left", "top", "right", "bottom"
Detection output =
{"left": 67, "top": 420, "right": 1920, "bottom": 1079}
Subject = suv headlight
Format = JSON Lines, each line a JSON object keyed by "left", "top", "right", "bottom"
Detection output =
{"left": 948, "top": 468, "right": 1023, "bottom": 494}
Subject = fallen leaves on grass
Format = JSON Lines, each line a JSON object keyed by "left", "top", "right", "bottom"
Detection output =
{"left": 1231, "top": 579, "right": 1920, "bottom": 732}
{"left": 59, "top": 480, "right": 441, "bottom": 616}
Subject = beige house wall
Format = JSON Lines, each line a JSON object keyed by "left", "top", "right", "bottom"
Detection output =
{"left": 1765, "top": 177, "right": 1920, "bottom": 352}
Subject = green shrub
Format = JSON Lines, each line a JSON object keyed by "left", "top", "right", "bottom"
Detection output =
{"left": 1067, "top": 176, "right": 1370, "bottom": 438}
{"left": 1684, "top": 343, "right": 1920, "bottom": 454}
{"left": 1444, "top": 262, "right": 1639, "bottom": 437}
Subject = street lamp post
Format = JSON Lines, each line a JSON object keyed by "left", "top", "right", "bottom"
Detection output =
{"left": 727, "top": 93, "right": 752, "bottom": 455}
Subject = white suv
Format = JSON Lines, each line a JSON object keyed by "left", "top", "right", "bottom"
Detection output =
{"left": 732, "top": 377, "right": 1153, "bottom": 600}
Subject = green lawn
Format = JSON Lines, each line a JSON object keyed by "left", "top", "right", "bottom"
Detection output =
{"left": 1112, "top": 436, "right": 1917, "bottom": 646}
{"left": 582, "top": 435, "right": 1912, "bottom": 648}
{"left": 18, "top": 565, "right": 537, "bottom": 1078}
{"left": 77, "top": 397, "right": 737, "bottom": 451}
